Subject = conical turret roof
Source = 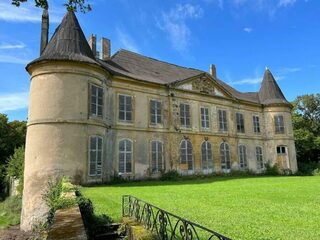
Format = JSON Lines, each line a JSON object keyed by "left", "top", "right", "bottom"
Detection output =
{"left": 27, "top": 10, "right": 98, "bottom": 69}
{"left": 259, "top": 69, "right": 290, "bottom": 106}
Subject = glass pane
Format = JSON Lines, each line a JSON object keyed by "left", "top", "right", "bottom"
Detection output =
{"left": 126, "top": 112, "right": 132, "bottom": 121}
{"left": 90, "top": 137, "right": 96, "bottom": 149}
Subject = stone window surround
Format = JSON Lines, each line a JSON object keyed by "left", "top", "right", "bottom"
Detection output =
{"left": 236, "top": 112, "right": 245, "bottom": 133}
{"left": 255, "top": 146, "right": 264, "bottom": 170}
{"left": 218, "top": 109, "right": 228, "bottom": 132}
{"left": 180, "top": 102, "right": 192, "bottom": 129}
{"left": 89, "top": 83, "right": 103, "bottom": 118}
{"left": 200, "top": 106, "right": 210, "bottom": 131}
{"left": 118, "top": 138, "right": 134, "bottom": 174}
{"left": 150, "top": 140, "right": 164, "bottom": 173}
{"left": 274, "top": 115, "right": 285, "bottom": 134}
{"left": 201, "top": 140, "right": 213, "bottom": 171}
{"left": 88, "top": 135, "right": 103, "bottom": 177}
{"left": 252, "top": 114, "right": 261, "bottom": 134}
{"left": 238, "top": 145, "right": 248, "bottom": 170}
{"left": 117, "top": 93, "right": 134, "bottom": 124}
{"left": 149, "top": 98, "right": 163, "bottom": 127}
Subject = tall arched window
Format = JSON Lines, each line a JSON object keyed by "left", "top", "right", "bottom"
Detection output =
{"left": 201, "top": 141, "right": 213, "bottom": 172}
{"left": 220, "top": 142, "right": 231, "bottom": 171}
{"left": 180, "top": 139, "right": 193, "bottom": 170}
{"left": 256, "top": 146, "right": 264, "bottom": 170}
{"left": 238, "top": 145, "right": 247, "bottom": 169}
{"left": 151, "top": 140, "right": 164, "bottom": 173}
{"left": 119, "top": 139, "right": 132, "bottom": 173}
{"left": 89, "top": 136, "right": 103, "bottom": 176}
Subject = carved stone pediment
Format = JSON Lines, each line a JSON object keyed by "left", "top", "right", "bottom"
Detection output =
{"left": 191, "top": 77, "right": 215, "bottom": 95}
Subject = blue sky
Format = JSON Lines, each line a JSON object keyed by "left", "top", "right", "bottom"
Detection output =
{"left": 0, "top": 0, "right": 319, "bottom": 121}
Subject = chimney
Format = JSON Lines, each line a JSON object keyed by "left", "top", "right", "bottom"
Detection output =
{"left": 101, "top": 37, "right": 111, "bottom": 60}
{"left": 210, "top": 64, "right": 217, "bottom": 79}
{"left": 40, "top": 9, "right": 49, "bottom": 55}
{"left": 88, "top": 34, "right": 97, "bottom": 57}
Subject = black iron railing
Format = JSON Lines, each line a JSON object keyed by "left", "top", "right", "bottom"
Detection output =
{"left": 122, "top": 195, "right": 231, "bottom": 240}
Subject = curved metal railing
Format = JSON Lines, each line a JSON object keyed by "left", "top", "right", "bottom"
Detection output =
{"left": 122, "top": 195, "right": 231, "bottom": 240}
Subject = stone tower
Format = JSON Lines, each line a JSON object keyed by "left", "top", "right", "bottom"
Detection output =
{"left": 259, "top": 69, "right": 297, "bottom": 171}
{"left": 20, "top": 11, "right": 108, "bottom": 231}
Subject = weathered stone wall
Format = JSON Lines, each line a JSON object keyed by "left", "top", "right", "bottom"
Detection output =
{"left": 22, "top": 61, "right": 297, "bottom": 230}
{"left": 21, "top": 62, "right": 109, "bottom": 231}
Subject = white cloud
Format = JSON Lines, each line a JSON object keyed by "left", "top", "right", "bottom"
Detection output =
{"left": 0, "top": 92, "right": 29, "bottom": 112}
{"left": 0, "top": 2, "right": 64, "bottom": 23}
{"left": 0, "top": 55, "right": 30, "bottom": 64}
{"left": 278, "top": 0, "right": 297, "bottom": 7}
{"left": 277, "top": 67, "right": 301, "bottom": 74}
{"left": 157, "top": 4, "right": 203, "bottom": 53}
{"left": 243, "top": 27, "right": 253, "bottom": 33}
{"left": 116, "top": 27, "right": 140, "bottom": 53}
{"left": 228, "top": 73, "right": 284, "bottom": 85}
{"left": 0, "top": 42, "right": 26, "bottom": 49}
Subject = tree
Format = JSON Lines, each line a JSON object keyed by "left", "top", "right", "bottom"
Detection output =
{"left": 0, "top": 114, "right": 26, "bottom": 198}
{"left": 6, "top": 147, "right": 25, "bottom": 195}
{"left": 11, "top": 0, "right": 91, "bottom": 13}
{"left": 292, "top": 94, "right": 320, "bottom": 172}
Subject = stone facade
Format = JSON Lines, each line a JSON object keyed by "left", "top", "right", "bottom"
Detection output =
{"left": 21, "top": 11, "right": 297, "bottom": 231}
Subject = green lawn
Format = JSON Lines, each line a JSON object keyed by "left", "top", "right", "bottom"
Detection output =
{"left": 81, "top": 176, "right": 320, "bottom": 240}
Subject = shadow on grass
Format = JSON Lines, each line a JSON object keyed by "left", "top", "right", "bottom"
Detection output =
{"left": 82, "top": 174, "right": 299, "bottom": 188}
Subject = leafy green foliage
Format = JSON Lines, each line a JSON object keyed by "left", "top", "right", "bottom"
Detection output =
{"left": 77, "top": 191, "right": 112, "bottom": 239}
{"left": 6, "top": 146, "right": 25, "bottom": 195}
{"left": 264, "top": 163, "right": 281, "bottom": 176}
{"left": 292, "top": 94, "right": 320, "bottom": 173}
{"left": 82, "top": 176, "right": 320, "bottom": 240}
{"left": 11, "top": 0, "right": 91, "bottom": 13}
{"left": 160, "top": 170, "right": 180, "bottom": 181}
{"left": 0, "top": 114, "right": 26, "bottom": 198}
{"left": 0, "top": 196, "right": 22, "bottom": 229}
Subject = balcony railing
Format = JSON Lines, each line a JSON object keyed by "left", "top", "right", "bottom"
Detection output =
{"left": 122, "top": 195, "right": 231, "bottom": 240}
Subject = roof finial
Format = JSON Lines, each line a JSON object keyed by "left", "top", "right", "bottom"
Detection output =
{"left": 265, "top": 66, "right": 268, "bottom": 71}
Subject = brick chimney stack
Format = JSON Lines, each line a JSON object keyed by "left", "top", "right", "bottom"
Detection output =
{"left": 88, "top": 34, "right": 97, "bottom": 57}
{"left": 101, "top": 37, "right": 110, "bottom": 60}
{"left": 210, "top": 64, "right": 217, "bottom": 79}
{"left": 40, "top": 9, "right": 49, "bottom": 55}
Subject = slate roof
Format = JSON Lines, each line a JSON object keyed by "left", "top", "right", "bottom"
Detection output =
{"left": 259, "top": 69, "right": 290, "bottom": 105}
{"left": 27, "top": 10, "right": 97, "bottom": 68}
{"left": 27, "top": 10, "right": 290, "bottom": 107}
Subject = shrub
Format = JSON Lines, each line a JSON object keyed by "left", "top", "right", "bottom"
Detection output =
{"left": 264, "top": 163, "right": 281, "bottom": 176}
{"left": 312, "top": 168, "right": 320, "bottom": 176}
{"left": 160, "top": 170, "right": 180, "bottom": 181}
{"left": 77, "top": 191, "right": 112, "bottom": 239}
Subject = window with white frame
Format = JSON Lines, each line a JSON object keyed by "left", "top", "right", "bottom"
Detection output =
{"left": 119, "top": 139, "right": 132, "bottom": 173}
{"left": 180, "top": 103, "right": 191, "bottom": 128}
{"left": 150, "top": 100, "right": 162, "bottom": 125}
{"left": 151, "top": 140, "right": 163, "bottom": 173}
{"left": 238, "top": 145, "right": 247, "bottom": 169}
{"left": 119, "top": 94, "right": 133, "bottom": 122}
{"left": 200, "top": 107, "right": 210, "bottom": 129}
{"left": 253, "top": 115, "right": 260, "bottom": 133}
{"left": 90, "top": 84, "right": 103, "bottom": 117}
{"left": 274, "top": 115, "right": 285, "bottom": 134}
{"left": 277, "top": 145, "right": 287, "bottom": 155}
{"left": 201, "top": 141, "right": 213, "bottom": 170}
{"left": 218, "top": 110, "right": 228, "bottom": 131}
{"left": 236, "top": 113, "right": 245, "bottom": 133}
{"left": 180, "top": 139, "right": 193, "bottom": 170}
{"left": 220, "top": 142, "right": 231, "bottom": 170}
{"left": 89, "top": 136, "right": 102, "bottom": 176}
{"left": 256, "top": 146, "right": 264, "bottom": 169}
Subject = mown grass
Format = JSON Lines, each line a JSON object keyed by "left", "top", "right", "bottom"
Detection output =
{"left": 0, "top": 196, "right": 22, "bottom": 229}
{"left": 81, "top": 176, "right": 320, "bottom": 240}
